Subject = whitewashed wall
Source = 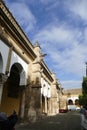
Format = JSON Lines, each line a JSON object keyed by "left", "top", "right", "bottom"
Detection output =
{"left": 0, "top": 40, "right": 28, "bottom": 85}
{"left": 41, "top": 77, "right": 51, "bottom": 97}
{"left": 0, "top": 40, "right": 9, "bottom": 73}
{"left": 10, "top": 51, "right": 28, "bottom": 85}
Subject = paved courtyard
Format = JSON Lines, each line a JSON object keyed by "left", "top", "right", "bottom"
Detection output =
{"left": 16, "top": 111, "right": 81, "bottom": 130}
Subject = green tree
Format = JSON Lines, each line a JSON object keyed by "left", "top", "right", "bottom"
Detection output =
{"left": 79, "top": 94, "right": 87, "bottom": 105}
{"left": 79, "top": 76, "right": 87, "bottom": 105}
{"left": 82, "top": 76, "right": 87, "bottom": 95}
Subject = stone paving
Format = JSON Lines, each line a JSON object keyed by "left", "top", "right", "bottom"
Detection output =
{"left": 15, "top": 111, "right": 81, "bottom": 130}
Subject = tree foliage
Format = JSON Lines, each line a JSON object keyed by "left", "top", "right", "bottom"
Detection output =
{"left": 82, "top": 76, "right": 87, "bottom": 95}
{"left": 79, "top": 76, "right": 87, "bottom": 105}
{"left": 79, "top": 94, "right": 87, "bottom": 105}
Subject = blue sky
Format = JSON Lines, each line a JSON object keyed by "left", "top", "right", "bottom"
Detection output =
{"left": 5, "top": 0, "right": 87, "bottom": 90}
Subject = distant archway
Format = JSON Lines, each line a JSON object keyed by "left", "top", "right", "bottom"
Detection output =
{"left": 68, "top": 99, "right": 73, "bottom": 105}
{"left": 75, "top": 99, "right": 79, "bottom": 105}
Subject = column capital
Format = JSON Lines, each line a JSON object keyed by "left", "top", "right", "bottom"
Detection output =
{"left": 0, "top": 73, "right": 8, "bottom": 83}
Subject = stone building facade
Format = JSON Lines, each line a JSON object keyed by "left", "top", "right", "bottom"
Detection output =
{"left": 63, "top": 88, "right": 82, "bottom": 104}
{"left": 0, "top": 0, "right": 63, "bottom": 122}
{"left": 60, "top": 88, "right": 82, "bottom": 110}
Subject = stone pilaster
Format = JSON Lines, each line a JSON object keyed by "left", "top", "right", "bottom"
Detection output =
{"left": 47, "top": 98, "right": 51, "bottom": 115}
{"left": 0, "top": 73, "right": 8, "bottom": 104}
{"left": 44, "top": 96, "right": 47, "bottom": 113}
{"left": 5, "top": 46, "right": 13, "bottom": 75}
{"left": 28, "top": 87, "right": 42, "bottom": 122}
{"left": 0, "top": 83, "right": 3, "bottom": 104}
{"left": 19, "top": 87, "right": 25, "bottom": 120}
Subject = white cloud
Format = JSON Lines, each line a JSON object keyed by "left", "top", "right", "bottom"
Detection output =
{"left": 84, "top": 28, "right": 87, "bottom": 43}
{"left": 8, "top": 2, "right": 36, "bottom": 33}
{"left": 34, "top": 24, "right": 80, "bottom": 51}
{"left": 47, "top": 44, "right": 86, "bottom": 80}
{"left": 33, "top": 23, "right": 87, "bottom": 81}
{"left": 34, "top": 24, "right": 82, "bottom": 48}
{"left": 65, "top": 0, "right": 87, "bottom": 22}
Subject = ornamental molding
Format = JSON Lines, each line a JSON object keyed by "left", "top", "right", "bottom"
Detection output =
{"left": 0, "top": 1, "right": 34, "bottom": 51}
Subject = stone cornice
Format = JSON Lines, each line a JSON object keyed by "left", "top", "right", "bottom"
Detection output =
{"left": 0, "top": 1, "right": 37, "bottom": 61}
{"left": 40, "top": 61, "right": 54, "bottom": 82}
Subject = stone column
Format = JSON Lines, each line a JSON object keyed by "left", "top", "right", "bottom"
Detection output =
{"left": 45, "top": 96, "right": 47, "bottom": 114}
{"left": 47, "top": 98, "right": 51, "bottom": 115}
{"left": 19, "top": 88, "right": 25, "bottom": 119}
{"left": 28, "top": 96, "right": 36, "bottom": 122}
{"left": 27, "top": 86, "right": 42, "bottom": 122}
{"left": 0, "top": 74, "right": 7, "bottom": 105}
{"left": 0, "top": 83, "right": 3, "bottom": 104}
{"left": 5, "top": 46, "right": 13, "bottom": 75}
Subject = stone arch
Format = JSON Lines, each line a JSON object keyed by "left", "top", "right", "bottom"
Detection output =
{"left": 75, "top": 99, "right": 79, "bottom": 105}
{"left": 68, "top": 99, "right": 73, "bottom": 105}
{"left": 7, "top": 62, "right": 25, "bottom": 98}
{"left": 0, "top": 52, "right": 3, "bottom": 73}
{"left": 0, "top": 62, "right": 26, "bottom": 115}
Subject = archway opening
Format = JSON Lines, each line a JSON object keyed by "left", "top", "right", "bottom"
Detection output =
{"left": 0, "top": 63, "right": 25, "bottom": 116}
{"left": 75, "top": 99, "right": 79, "bottom": 105}
{"left": 7, "top": 63, "right": 23, "bottom": 98}
{"left": 68, "top": 99, "right": 73, "bottom": 105}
